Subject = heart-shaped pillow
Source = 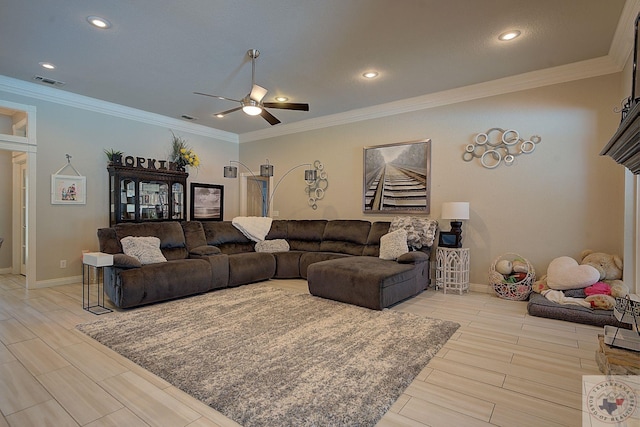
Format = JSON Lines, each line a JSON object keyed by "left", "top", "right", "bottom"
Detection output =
{"left": 546, "top": 256, "right": 600, "bottom": 290}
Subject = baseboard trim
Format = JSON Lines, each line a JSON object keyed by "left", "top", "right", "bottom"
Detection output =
{"left": 33, "top": 275, "right": 82, "bottom": 289}
{"left": 0, "top": 267, "right": 12, "bottom": 274}
{"left": 470, "top": 282, "right": 493, "bottom": 294}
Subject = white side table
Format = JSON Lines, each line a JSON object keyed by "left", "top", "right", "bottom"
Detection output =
{"left": 435, "top": 247, "right": 470, "bottom": 295}
{"left": 82, "top": 252, "right": 114, "bottom": 314}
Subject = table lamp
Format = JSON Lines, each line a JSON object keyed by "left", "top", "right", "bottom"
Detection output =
{"left": 441, "top": 202, "right": 470, "bottom": 247}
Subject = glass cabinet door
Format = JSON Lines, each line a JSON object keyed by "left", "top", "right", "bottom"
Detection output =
{"left": 120, "top": 179, "right": 136, "bottom": 221}
{"left": 172, "top": 182, "right": 184, "bottom": 220}
{"left": 139, "top": 181, "right": 169, "bottom": 220}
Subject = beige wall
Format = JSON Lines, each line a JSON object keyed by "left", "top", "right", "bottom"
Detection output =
{"left": 0, "top": 89, "right": 240, "bottom": 284}
{"left": 0, "top": 71, "right": 627, "bottom": 287}
{"left": 240, "top": 73, "right": 625, "bottom": 284}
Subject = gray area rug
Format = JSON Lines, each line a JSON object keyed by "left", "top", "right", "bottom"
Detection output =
{"left": 77, "top": 285, "right": 459, "bottom": 426}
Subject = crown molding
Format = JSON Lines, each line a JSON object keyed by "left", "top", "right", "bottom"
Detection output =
{"left": 0, "top": 75, "right": 239, "bottom": 143}
{"left": 239, "top": 55, "right": 623, "bottom": 143}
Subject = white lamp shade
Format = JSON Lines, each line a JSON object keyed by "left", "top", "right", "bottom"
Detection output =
{"left": 441, "top": 202, "right": 470, "bottom": 220}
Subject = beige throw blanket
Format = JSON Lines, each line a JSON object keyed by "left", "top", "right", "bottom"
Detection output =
{"left": 542, "top": 289, "right": 591, "bottom": 308}
{"left": 232, "top": 216, "right": 273, "bottom": 242}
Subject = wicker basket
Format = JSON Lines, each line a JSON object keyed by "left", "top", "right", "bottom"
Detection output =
{"left": 489, "top": 253, "right": 535, "bottom": 301}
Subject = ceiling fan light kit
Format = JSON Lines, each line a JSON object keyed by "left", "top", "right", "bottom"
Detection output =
{"left": 194, "top": 49, "right": 309, "bottom": 126}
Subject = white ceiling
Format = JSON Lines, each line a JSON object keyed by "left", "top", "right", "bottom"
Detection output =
{"left": 0, "top": 0, "right": 634, "bottom": 138}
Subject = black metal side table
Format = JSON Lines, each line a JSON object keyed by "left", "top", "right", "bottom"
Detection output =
{"left": 82, "top": 252, "right": 113, "bottom": 314}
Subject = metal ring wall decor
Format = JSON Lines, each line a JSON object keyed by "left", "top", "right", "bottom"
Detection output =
{"left": 305, "top": 160, "right": 328, "bottom": 210}
{"left": 463, "top": 128, "right": 541, "bottom": 169}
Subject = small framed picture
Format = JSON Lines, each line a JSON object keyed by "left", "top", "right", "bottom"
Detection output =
{"left": 51, "top": 174, "right": 86, "bottom": 205}
{"left": 438, "top": 231, "right": 462, "bottom": 248}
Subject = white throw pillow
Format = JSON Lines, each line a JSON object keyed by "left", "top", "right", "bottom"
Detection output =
{"left": 379, "top": 229, "right": 409, "bottom": 260}
{"left": 546, "top": 256, "right": 600, "bottom": 290}
{"left": 120, "top": 236, "right": 167, "bottom": 265}
{"left": 255, "top": 239, "right": 290, "bottom": 253}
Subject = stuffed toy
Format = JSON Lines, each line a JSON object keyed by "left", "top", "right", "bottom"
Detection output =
{"left": 546, "top": 256, "right": 600, "bottom": 290}
{"left": 585, "top": 294, "right": 616, "bottom": 310}
{"left": 611, "top": 282, "right": 630, "bottom": 298}
{"left": 584, "top": 282, "right": 611, "bottom": 296}
{"left": 532, "top": 275, "right": 549, "bottom": 293}
{"left": 579, "top": 250, "right": 623, "bottom": 284}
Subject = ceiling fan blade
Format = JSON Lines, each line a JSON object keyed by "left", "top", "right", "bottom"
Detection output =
{"left": 262, "top": 102, "right": 309, "bottom": 111}
{"left": 193, "top": 92, "right": 242, "bottom": 103}
{"left": 250, "top": 84, "right": 268, "bottom": 102}
{"left": 214, "top": 106, "right": 243, "bottom": 117}
{"left": 260, "top": 109, "right": 281, "bottom": 125}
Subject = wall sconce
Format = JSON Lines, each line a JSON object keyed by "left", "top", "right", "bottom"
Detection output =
{"left": 223, "top": 159, "right": 322, "bottom": 215}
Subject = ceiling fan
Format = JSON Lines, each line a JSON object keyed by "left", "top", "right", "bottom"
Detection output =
{"left": 194, "top": 49, "right": 309, "bottom": 126}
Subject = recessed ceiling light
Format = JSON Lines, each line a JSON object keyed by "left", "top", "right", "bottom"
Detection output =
{"left": 39, "top": 62, "right": 56, "bottom": 70}
{"left": 362, "top": 71, "right": 379, "bottom": 79}
{"left": 87, "top": 16, "right": 112, "bottom": 29}
{"left": 498, "top": 30, "right": 521, "bottom": 41}
{"left": 275, "top": 96, "right": 288, "bottom": 102}
{"left": 215, "top": 113, "right": 225, "bottom": 118}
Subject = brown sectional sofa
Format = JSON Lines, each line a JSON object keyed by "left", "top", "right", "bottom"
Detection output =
{"left": 97, "top": 219, "right": 433, "bottom": 310}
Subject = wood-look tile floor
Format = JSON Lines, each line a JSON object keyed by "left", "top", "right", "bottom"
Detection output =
{"left": 0, "top": 274, "right": 605, "bottom": 427}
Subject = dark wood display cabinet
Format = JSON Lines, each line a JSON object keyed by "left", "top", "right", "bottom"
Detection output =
{"left": 108, "top": 165, "right": 188, "bottom": 226}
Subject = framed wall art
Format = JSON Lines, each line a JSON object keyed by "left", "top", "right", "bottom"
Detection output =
{"left": 363, "top": 139, "right": 431, "bottom": 214}
{"left": 51, "top": 174, "right": 86, "bottom": 205}
{"left": 190, "top": 183, "right": 224, "bottom": 221}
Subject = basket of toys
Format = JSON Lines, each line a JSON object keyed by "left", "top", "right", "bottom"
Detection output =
{"left": 489, "top": 253, "right": 535, "bottom": 301}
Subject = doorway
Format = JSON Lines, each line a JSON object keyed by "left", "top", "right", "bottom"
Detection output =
{"left": 0, "top": 100, "right": 36, "bottom": 288}
{"left": 240, "top": 173, "right": 271, "bottom": 217}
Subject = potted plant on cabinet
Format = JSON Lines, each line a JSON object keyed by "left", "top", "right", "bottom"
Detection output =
{"left": 104, "top": 148, "right": 123, "bottom": 166}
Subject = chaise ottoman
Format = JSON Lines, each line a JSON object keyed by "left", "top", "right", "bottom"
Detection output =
{"left": 307, "top": 254, "right": 428, "bottom": 310}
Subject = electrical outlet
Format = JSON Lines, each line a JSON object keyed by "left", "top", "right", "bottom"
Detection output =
{"left": 60, "top": 260, "right": 67, "bottom": 268}
{"left": 272, "top": 210, "right": 279, "bottom": 217}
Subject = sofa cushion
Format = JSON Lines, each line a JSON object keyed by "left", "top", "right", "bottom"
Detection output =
{"left": 98, "top": 228, "right": 122, "bottom": 254}
{"left": 120, "top": 236, "right": 167, "bottom": 265}
{"left": 299, "top": 252, "right": 351, "bottom": 278}
{"left": 379, "top": 229, "right": 409, "bottom": 260}
{"left": 228, "top": 252, "right": 276, "bottom": 286}
{"left": 190, "top": 245, "right": 221, "bottom": 256}
{"left": 287, "top": 220, "right": 327, "bottom": 251}
{"left": 320, "top": 220, "right": 370, "bottom": 255}
{"left": 397, "top": 251, "right": 429, "bottom": 264}
{"left": 113, "top": 253, "right": 142, "bottom": 269}
{"left": 181, "top": 221, "right": 207, "bottom": 252}
{"left": 113, "top": 259, "right": 212, "bottom": 308}
{"left": 362, "top": 222, "right": 391, "bottom": 257}
{"left": 265, "top": 220, "right": 288, "bottom": 239}
{"left": 202, "top": 221, "right": 254, "bottom": 254}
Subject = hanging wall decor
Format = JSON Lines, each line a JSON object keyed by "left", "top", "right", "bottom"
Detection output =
{"left": 463, "top": 128, "right": 541, "bottom": 169}
{"left": 51, "top": 154, "right": 86, "bottom": 205}
{"left": 306, "top": 160, "right": 328, "bottom": 210}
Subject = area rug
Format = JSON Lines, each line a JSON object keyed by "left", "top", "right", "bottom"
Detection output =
{"left": 77, "top": 285, "right": 459, "bottom": 426}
